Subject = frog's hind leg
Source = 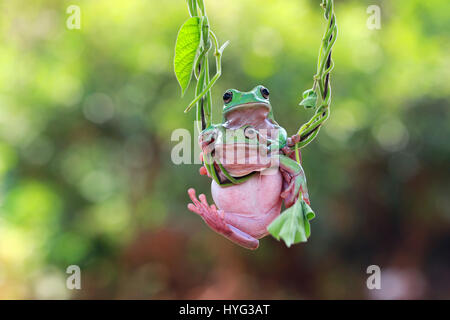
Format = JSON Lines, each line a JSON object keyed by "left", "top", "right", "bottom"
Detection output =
{"left": 221, "top": 199, "right": 282, "bottom": 240}
{"left": 279, "top": 155, "right": 310, "bottom": 208}
{"left": 187, "top": 188, "right": 260, "bottom": 250}
{"left": 267, "top": 155, "right": 315, "bottom": 246}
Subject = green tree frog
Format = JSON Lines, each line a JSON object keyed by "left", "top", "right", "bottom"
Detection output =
{"left": 188, "top": 85, "right": 315, "bottom": 249}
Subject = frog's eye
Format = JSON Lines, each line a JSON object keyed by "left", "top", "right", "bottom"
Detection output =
{"left": 223, "top": 91, "right": 233, "bottom": 104}
{"left": 260, "top": 87, "right": 270, "bottom": 99}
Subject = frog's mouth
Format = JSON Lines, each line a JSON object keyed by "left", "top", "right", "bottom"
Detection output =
{"left": 223, "top": 102, "right": 270, "bottom": 114}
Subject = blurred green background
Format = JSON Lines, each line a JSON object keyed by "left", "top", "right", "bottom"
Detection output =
{"left": 0, "top": 0, "right": 449, "bottom": 299}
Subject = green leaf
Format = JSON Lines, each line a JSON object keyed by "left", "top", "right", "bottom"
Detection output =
{"left": 301, "top": 200, "right": 315, "bottom": 238}
{"left": 267, "top": 199, "right": 315, "bottom": 247}
{"left": 299, "top": 89, "right": 318, "bottom": 109}
{"left": 174, "top": 17, "right": 201, "bottom": 95}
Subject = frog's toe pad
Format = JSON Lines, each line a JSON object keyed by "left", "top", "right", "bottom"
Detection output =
{"left": 187, "top": 188, "right": 231, "bottom": 236}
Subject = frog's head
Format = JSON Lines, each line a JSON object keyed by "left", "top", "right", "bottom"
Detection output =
{"left": 222, "top": 85, "right": 273, "bottom": 121}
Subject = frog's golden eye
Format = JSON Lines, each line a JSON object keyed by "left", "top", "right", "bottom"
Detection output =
{"left": 260, "top": 87, "right": 270, "bottom": 99}
{"left": 223, "top": 91, "right": 233, "bottom": 104}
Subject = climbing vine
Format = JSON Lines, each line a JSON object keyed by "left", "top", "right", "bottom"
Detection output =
{"left": 174, "top": 0, "right": 228, "bottom": 133}
{"left": 174, "top": 0, "right": 337, "bottom": 149}
{"left": 295, "top": 0, "right": 337, "bottom": 161}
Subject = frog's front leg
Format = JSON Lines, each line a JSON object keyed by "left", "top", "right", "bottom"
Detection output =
{"left": 279, "top": 155, "right": 310, "bottom": 208}
{"left": 187, "top": 188, "right": 260, "bottom": 249}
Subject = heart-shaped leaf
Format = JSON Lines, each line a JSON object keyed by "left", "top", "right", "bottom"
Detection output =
{"left": 174, "top": 17, "right": 201, "bottom": 95}
{"left": 267, "top": 199, "right": 315, "bottom": 247}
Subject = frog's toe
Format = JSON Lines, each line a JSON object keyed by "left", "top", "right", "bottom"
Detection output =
{"left": 187, "top": 203, "right": 201, "bottom": 215}
{"left": 202, "top": 207, "right": 232, "bottom": 235}
{"left": 199, "top": 166, "right": 208, "bottom": 176}
{"left": 187, "top": 188, "right": 198, "bottom": 203}
{"left": 280, "top": 183, "right": 293, "bottom": 199}
{"left": 187, "top": 188, "right": 209, "bottom": 216}
{"left": 198, "top": 193, "right": 209, "bottom": 206}
{"left": 281, "top": 181, "right": 297, "bottom": 207}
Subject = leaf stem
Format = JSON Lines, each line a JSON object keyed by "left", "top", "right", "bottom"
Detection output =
{"left": 184, "top": 31, "right": 228, "bottom": 114}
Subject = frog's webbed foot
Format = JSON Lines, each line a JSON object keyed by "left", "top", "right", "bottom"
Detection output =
{"left": 187, "top": 188, "right": 259, "bottom": 250}
{"left": 280, "top": 177, "right": 297, "bottom": 208}
{"left": 271, "top": 155, "right": 315, "bottom": 247}
{"left": 279, "top": 155, "right": 310, "bottom": 208}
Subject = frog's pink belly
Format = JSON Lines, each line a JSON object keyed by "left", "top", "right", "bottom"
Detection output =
{"left": 211, "top": 171, "right": 282, "bottom": 216}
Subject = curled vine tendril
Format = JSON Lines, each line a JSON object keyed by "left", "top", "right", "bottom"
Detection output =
{"left": 294, "top": 0, "right": 338, "bottom": 163}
